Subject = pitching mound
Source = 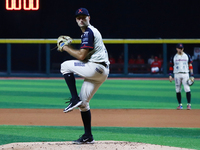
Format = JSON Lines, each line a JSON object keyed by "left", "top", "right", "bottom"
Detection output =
{"left": 0, "top": 141, "right": 194, "bottom": 150}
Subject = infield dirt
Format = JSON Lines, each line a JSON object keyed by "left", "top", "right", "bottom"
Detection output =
{"left": 1, "top": 109, "right": 199, "bottom": 127}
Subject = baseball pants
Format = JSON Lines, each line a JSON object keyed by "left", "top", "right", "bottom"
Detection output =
{"left": 60, "top": 60, "right": 109, "bottom": 111}
{"left": 174, "top": 73, "right": 190, "bottom": 93}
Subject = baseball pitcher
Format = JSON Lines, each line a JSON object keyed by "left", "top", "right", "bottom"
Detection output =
{"left": 57, "top": 8, "right": 110, "bottom": 144}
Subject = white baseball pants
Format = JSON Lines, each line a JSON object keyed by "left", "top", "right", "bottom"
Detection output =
{"left": 60, "top": 60, "right": 109, "bottom": 111}
{"left": 174, "top": 73, "right": 190, "bottom": 93}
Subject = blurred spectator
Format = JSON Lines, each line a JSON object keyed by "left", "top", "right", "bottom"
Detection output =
{"left": 129, "top": 55, "right": 135, "bottom": 64}
{"left": 151, "top": 56, "right": 162, "bottom": 73}
{"left": 117, "top": 54, "right": 124, "bottom": 72}
{"left": 197, "top": 55, "right": 200, "bottom": 61}
{"left": 118, "top": 55, "right": 124, "bottom": 64}
{"left": 158, "top": 54, "right": 163, "bottom": 65}
{"left": 192, "top": 47, "right": 200, "bottom": 61}
{"left": 128, "top": 55, "right": 136, "bottom": 72}
{"left": 148, "top": 55, "right": 154, "bottom": 65}
{"left": 192, "top": 54, "right": 200, "bottom": 61}
{"left": 135, "top": 55, "right": 145, "bottom": 64}
{"left": 109, "top": 54, "right": 116, "bottom": 64}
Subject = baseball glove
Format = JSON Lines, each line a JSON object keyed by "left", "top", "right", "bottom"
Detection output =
{"left": 57, "top": 35, "right": 73, "bottom": 52}
{"left": 187, "top": 77, "right": 195, "bottom": 86}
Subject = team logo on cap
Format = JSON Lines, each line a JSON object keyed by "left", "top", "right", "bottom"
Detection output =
{"left": 78, "top": 9, "right": 83, "bottom": 13}
{"left": 180, "top": 44, "right": 182, "bottom": 47}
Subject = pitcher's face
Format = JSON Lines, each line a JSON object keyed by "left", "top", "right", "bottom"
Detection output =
{"left": 76, "top": 15, "right": 90, "bottom": 28}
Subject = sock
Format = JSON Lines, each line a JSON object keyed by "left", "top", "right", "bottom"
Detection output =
{"left": 63, "top": 73, "right": 78, "bottom": 99}
{"left": 81, "top": 110, "right": 92, "bottom": 137}
{"left": 186, "top": 92, "right": 191, "bottom": 104}
{"left": 176, "top": 92, "right": 181, "bottom": 104}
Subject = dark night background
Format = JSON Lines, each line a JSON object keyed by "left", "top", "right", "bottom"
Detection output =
{"left": 1, "top": 0, "right": 200, "bottom": 38}
{"left": 0, "top": 0, "right": 200, "bottom": 75}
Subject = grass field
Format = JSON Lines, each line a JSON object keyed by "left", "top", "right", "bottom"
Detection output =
{"left": 0, "top": 78, "right": 200, "bottom": 149}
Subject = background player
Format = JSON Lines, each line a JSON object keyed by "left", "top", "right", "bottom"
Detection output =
{"left": 169, "top": 43, "right": 194, "bottom": 110}
{"left": 59, "top": 8, "right": 110, "bottom": 144}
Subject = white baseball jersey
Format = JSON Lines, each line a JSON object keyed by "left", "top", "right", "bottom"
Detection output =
{"left": 60, "top": 24, "right": 110, "bottom": 112}
{"left": 169, "top": 52, "right": 192, "bottom": 93}
{"left": 170, "top": 52, "right": 192, "bottom": 73}
{"left": 80, "top": 25, "right": 110, "bottom": 65}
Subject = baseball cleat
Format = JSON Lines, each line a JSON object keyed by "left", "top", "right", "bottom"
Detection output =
{"left": 72, "top": 134, "right": 95, "bottom": 144}
{"left": 177, "top": 105, "right": 183, "bottom": 110}
{"left": 63, "top": 97, "right": 82, "bottom": 113}
{"left": 187, "top": 104, "right": 191, "bottom": 110}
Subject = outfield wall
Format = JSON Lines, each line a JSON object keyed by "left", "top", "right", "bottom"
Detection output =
{"left": 0, "top": 39, "right": 200, "bottom": 77}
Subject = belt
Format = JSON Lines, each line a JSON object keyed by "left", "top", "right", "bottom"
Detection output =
{"left": 94, "top": 62, "right": 108, "bottom": 67}
{"left": 178, "top": 72, "right": 187, "bottom": 74}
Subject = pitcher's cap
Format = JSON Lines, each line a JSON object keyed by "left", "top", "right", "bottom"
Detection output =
{"left": 75, "top": 8, "right": 90, "bottom": 17}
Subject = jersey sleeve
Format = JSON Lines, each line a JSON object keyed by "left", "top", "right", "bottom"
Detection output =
{"left": 80, "top": 28, "right": 94, "bottom": 49}
{"left": 169, "top": 55, "right": 174, "bottom": 74}
{"left": 187, "top": 54, "right": 193, "bottom": 64}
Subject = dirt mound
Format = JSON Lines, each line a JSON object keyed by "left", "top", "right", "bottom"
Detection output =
{"left": 0, "top": 141, "right": 194, "bottom": 150}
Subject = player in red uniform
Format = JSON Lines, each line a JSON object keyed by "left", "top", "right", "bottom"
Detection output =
{"left": 151, "top": 56, "right": 162, "bottom": 73}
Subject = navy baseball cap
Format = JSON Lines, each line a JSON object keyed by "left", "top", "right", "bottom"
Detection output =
{"left": 176, "top": 43, "right": 184, "bottom": 48}
{"left": 75, "top": 8, "right": 90, "bottom": 17}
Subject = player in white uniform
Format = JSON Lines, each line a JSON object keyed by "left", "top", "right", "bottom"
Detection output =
{"left": 169, "top": 43, "right": 194, "bottom": 110}
{"left": 60, "top": 8, "right": 109, "bottom": 144}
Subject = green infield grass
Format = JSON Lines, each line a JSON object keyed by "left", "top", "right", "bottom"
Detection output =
{"left": 0, "top": 79, "right": 200, "bottom": 109}
{"left": 0, "top": 125, "right": 199, "bottom": 149}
